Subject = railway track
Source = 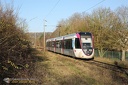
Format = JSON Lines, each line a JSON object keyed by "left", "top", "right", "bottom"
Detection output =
{"left": 84, "top": 59, "right": 128, "bottom": 76}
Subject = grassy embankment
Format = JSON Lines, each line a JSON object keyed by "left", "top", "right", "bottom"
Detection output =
{"left": 32, "top": 49, "right": 128, "bottom": 85}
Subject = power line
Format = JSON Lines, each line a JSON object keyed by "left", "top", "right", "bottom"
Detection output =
{"left": 84, "top": 0, "right": 105, "bottom": 12}
{"left": 45, "top": 0, "right": 61, "bottom": 19}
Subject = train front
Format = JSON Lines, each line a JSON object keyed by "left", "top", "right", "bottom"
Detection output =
{"left": 75, "top": 32, "right": 94, "bottom": 59}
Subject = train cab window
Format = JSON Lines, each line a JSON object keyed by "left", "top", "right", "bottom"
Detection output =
{"left": 82, "top": 43, "right": 91, "bottom": 49}
{"left": 75, "top": 38, "right": 81, "bottom": 49}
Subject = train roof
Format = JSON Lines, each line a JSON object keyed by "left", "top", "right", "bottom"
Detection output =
{"left": 46, "top": 32, "right": 92, "bottom": 41}
{"left": 78, "top": 32, "right": 92, "bottom": 35}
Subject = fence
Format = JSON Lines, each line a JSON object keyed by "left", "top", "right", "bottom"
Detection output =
{"left": 94, "top": 49, "right": 128, "bottom": 60}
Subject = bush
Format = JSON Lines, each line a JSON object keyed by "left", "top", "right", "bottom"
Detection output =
{"left": 0, "top": 3, "right": 33, "bottom": 84}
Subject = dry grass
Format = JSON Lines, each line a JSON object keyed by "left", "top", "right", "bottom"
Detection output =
{"left": 32, "top": 50, "right": 128, "bottom": 85}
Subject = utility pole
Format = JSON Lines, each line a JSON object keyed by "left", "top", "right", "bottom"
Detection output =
{"left": 56, "top": 25, "right": 61, "bottom": 36}
{"left": 35, "top": 32, "right": 36, "bottom": 48}
{"left": 43, "top": 19, "right": 47, "bottom": 52}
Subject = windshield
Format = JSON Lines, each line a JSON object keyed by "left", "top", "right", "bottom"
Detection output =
{"left": 81, "top": 37, "right": 92, "bottom": 49}
{"left": 82, "top": 43, "right": 91, "bottom": 49}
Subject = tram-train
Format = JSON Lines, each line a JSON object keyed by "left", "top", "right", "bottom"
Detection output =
{"left": 46, "top": 32, "right": 94, "bottom": 59}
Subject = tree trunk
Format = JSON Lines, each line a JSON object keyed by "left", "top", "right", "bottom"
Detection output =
{"left": 121, "top": 50, "right": 125, "bottom": 61}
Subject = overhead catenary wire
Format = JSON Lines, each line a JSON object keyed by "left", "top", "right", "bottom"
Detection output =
{"left": 84, "top": 0, "right": 105, "bottom": 12}
{"left": 44, "top": 0, "right": 105, "bottom": 32}
{"left": 45, "top": 0, "right": 61, "bottom": 19}
{"left": 43, "top": 0, "right": 61, "bottom": 52}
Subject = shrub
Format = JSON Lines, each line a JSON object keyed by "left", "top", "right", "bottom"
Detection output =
{"left": 0, "top": 2, "right": 33, "bottom": 84}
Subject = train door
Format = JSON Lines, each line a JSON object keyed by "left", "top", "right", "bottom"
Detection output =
{"left": 72, "top": 38, "right": 76, "bottom": 57}
{"left": 61, "top": 39, "right": 64, "bottom": 54}
{"left": 73, "top": 38, "right": 82, "bottom": 58}
{"left": 69, "top": 39, "right": 75, "bottom": 57}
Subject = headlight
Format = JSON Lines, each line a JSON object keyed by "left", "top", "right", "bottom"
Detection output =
{"left": 84, "top": 49, "right": 87, "bottom": 51}
{"left": 89, "top": 49, "right": 92, "bottom": 51}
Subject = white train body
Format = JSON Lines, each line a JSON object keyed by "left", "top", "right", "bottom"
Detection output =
{"left": 46, "top": 32, "right": 94, "bottom": 59}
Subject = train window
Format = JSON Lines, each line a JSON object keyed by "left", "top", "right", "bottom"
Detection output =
{"left": 49, "top": 42, "right": 51, "bottom": 47}
{"left": 48, "top": 42, "right": 50, "bottom": 47}
{"left": 69, "top": 39, "right": 73, "bottom": 49}
{"left": 64, "top": 39, "right": 72, "bottom": 49}
{"left": 75, "top": 38, "right": 81, "bottom": 49}
{"left": 59, "top": 41, "right": 61, "bottom": 48}
{"left": 52, "top": 42, "right": 54, "bottom": 47}
{"left": 46, "top": 42, "right": 49, "bottom": 47}
{"left": 61, "top": 40, "right": 63, "bottom": 48}
{"left": 64, "top": 41, "right": 66, "bottom": 49}
{"left": 56, "top": 41, "right": 60, "bottom": 48}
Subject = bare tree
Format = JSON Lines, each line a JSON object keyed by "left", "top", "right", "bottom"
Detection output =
{"left": 114, "top": 6, "right": 128, "bottom": 61}
{"left": 90, "top": 7, "right": 117, "bottom": 57}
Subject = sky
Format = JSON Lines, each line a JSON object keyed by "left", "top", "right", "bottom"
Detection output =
{"left": 1, "top": 0, "right": 128, "bottom": 32}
